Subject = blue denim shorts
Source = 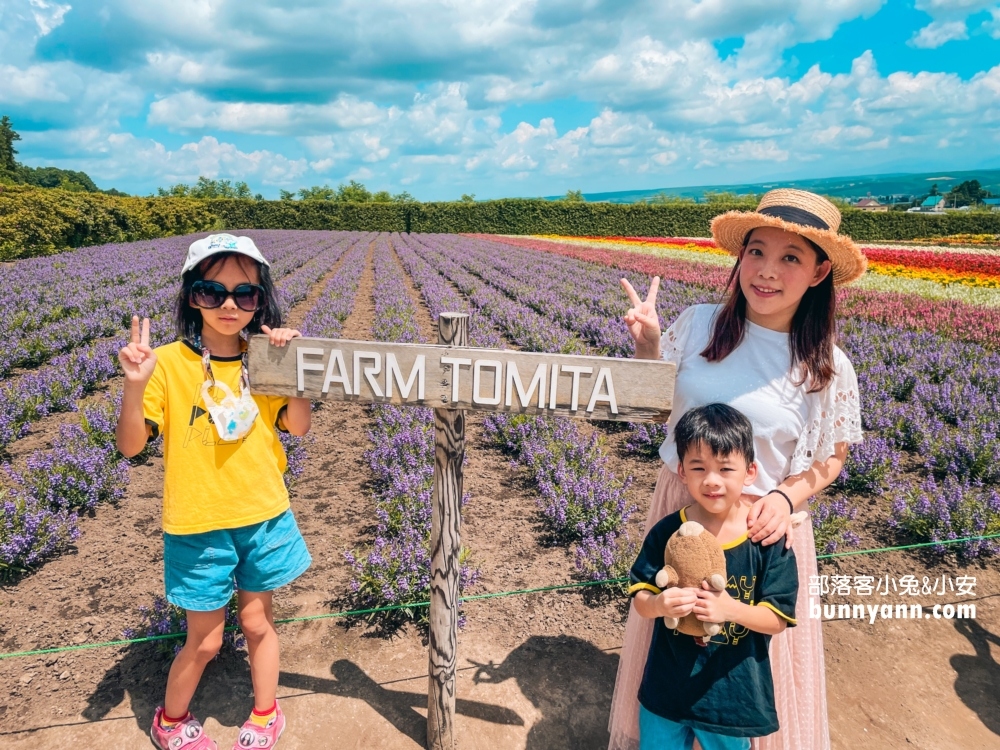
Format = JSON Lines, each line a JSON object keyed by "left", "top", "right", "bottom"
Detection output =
{"left": 639, "top": 706, "right": 750, "bottom": 750}
{"left": 163, "top": 510, "right": 311, "bottom": 611}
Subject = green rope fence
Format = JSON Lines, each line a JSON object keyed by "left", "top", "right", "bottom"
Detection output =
{"left": 2, "top": 531, "right": 996, "bottom": 662}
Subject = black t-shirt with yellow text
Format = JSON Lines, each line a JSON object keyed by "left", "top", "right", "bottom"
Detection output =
{"left": 628, "top": 506, "right": 798, "bottom": 738}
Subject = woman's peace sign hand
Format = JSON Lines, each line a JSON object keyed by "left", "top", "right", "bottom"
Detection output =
{"left": 118, "top": 315, "right": 157, "bottom": 384}
{"left": 621, "top": 276, "right": 662, "bottom": 359}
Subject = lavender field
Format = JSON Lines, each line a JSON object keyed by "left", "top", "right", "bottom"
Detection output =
{"left": 2, "top": 229, "right": 998, "bottom": 617}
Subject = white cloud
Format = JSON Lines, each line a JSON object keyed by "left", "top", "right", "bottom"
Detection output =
{"left": 38, "top": 130, "right": 310, "bottom": 188}
{"left": 986, "top": 8, "right": 1000, "bottom": 38}
{"left": 857, "top": 136, "right": 890, "bottom": 149}
{"left": 909, "top": 0, "right": 998, "bottom": 47}
{"left": 29, "top": 0, "right": 71, "bottom": 35}
{"left": 148, "top": 91, "right": 386, "bottom": 134}
{"left": 178, "top": 136, "right": 309, "bottom": 184}
{"left": 0, "top": 63, "right": 69, "bottom": 102}
{"left": 309, "top": 158, "right": 335, "bottom": 172}
{"left": 813, "top": 125, "right": 874, "bottom": 144}
{"left": 144, "top": 52, "right": 235, "bottom": 86}
{"left": 914, "top": 0, "right": 995, "bottom": 14}
{"left": 909, "top": 20, "right": 968, "bottom": 48}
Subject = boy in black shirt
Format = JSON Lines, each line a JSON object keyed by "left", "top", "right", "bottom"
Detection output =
{"left": 629, "top": 403, "right": 798, "bottom": 750}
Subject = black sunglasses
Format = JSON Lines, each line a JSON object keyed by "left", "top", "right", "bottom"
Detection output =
{"left": 190, "top": 280, "right": 264, "bottom": 312}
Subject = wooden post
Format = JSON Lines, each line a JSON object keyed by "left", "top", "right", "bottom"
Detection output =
{"left": 427, "top": 312, "right": 468, "bottom": 750}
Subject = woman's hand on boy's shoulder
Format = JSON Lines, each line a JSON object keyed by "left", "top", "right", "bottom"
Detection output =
{"left": 261, "top": 325, "right": 302, "bottom": 348}
{"left": 118, "top": 315, "right": 157, "bottom": 385}
{"left": 747, "top": 493, "right": 795, "bottom": 549}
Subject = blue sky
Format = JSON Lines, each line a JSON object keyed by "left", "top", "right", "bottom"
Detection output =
{"left": 1, "top": 0, "right": 998, "bottom": 199}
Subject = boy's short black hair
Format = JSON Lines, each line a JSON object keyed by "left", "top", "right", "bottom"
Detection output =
{"left": 674, "top": 403, "right": 755, "bottom": 467}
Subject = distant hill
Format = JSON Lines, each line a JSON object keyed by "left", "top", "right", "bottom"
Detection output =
{"left": 549, "top": 169, "right": 1000, "bottom": 204}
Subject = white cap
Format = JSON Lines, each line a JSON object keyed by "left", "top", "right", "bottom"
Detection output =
{"left": 181, "top": 233, "right": 270, "bottom": 275}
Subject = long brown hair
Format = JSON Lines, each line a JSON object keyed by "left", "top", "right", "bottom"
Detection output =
{"left": 700, "top": 233, "right": 837, "bottom": 393}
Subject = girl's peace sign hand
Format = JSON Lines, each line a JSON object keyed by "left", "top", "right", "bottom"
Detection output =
{"left": 621, "top": 276, "right": 662, "bottom": 359}
{"left": 118, "top": 315, "right": 157, "bottom": 384}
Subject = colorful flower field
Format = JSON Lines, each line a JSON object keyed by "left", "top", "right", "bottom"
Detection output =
{"left": 2, "top": 228, "right": 998, "bottom": 612}
{"left": 528, "top": 234, "right": 1000, "bottom": 306}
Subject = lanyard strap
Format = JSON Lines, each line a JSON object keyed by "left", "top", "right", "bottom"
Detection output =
{"left": 191, "top": 335, "right": 250, "bottom": 389}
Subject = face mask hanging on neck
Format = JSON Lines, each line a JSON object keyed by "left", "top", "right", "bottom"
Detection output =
{"left": 198, "top": 346, "right": 260, "bottom": 442}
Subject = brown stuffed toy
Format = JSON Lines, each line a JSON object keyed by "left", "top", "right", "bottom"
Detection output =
{"left": 654, "top": 520, "right": 728, "bottom": 637}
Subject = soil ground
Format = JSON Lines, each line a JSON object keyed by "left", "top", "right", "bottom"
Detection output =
{"left": 1, "top": 240, "right": 997, "bottom": 749}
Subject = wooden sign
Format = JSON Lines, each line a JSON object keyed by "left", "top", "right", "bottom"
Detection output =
{"left": 247, "top": 335, "right": 675, "bottom": 423}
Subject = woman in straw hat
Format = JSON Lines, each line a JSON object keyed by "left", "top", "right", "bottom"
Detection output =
{"left": 610, "top": 189, "right": 867, "bottom": 750}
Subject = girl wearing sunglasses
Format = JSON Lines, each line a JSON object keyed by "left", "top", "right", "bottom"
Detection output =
{"left": 116, "top": 233, "right": 311, "bottom": 750}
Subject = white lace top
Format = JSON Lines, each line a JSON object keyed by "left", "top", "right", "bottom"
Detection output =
{"left": 658, "top": 304, "right": 863, "bottom": 496}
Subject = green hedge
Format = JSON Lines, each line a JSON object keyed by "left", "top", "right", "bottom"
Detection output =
{"left": 407, "top": 200, "right": 755, "bottom": 236}
{"left": 0, "top": 185, "right": 218, "bottom": 260}
{"left": 210, "top": 199, "right": 408, "bottom": 232}
{"left": 839, "top": 209, "right": 1000, "bottom": 241}
{"left": 3, "top": 186, "right": 1000, "bottom": 259}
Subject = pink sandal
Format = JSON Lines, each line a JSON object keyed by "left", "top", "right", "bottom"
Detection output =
{"left": 150, "top": 707, "right": 218, "bottom": 750}
{"left": 233, "top": 702, "right": 285, "bottom": 749}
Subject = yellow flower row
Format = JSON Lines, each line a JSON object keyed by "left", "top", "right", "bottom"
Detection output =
{"left": 866, "top": 262, "right": 1000, "bottom": 289}
{"left": 912, "top": 234, "right": 1000, "bottom": 247}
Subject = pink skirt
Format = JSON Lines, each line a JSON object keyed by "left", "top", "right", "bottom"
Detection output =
{"left": 607, "top": 465, "right": 830, "bottom": 750}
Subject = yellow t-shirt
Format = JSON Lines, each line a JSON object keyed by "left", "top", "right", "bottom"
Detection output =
{"left": 143, "top": 340, "right": 291, "bottom": 535}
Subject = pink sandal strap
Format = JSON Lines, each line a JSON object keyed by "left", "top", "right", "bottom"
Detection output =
{"left": 151, "top": 707, "right": 218, "bottom": 750}
{"left": 233, "top": 703, "right": 284, "bottom": 749}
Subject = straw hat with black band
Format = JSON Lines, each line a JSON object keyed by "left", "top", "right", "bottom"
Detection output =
{"left": 710, "top": 189, "right": 868, "bottom": 285}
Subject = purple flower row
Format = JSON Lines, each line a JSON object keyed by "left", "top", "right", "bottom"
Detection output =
{"left": 391, "top": 233, "right": 503, "bottom": 348}
{"left": 811, "top": 496, "right": 861, "bottom": 554}
{"left": 1, "top": 392, "right": 128, "bottom": 574}
{"left": 282, "top": 237, "right": 375, "bottom": 491}
{"left": 402, "top": 234, "right": 583, "bottom": 353}
{"left": 888, "top": 475, "right": 1000, "bottom": 557}
{"left": 300, "top": 237, "right": 371, "bottom": 339}
{"left": 345, "top": 237, "right": 478, "bottom": 626}
{"left": 409, "top": 234, "right": 715, "bottom": 358}
{"left": 482, "top": 413, "right": 637, "bottom": 580}
{"left": 0, "top": 237, "right": 187, "bottom": 377}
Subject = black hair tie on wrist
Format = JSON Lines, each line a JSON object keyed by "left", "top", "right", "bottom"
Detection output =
{"left": 766, "top": 489, "right": 794, "bottom": 514}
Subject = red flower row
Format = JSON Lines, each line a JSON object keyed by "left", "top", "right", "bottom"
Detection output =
{"left": 863, "top": 247, "right": 1000, "bottom": 277}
